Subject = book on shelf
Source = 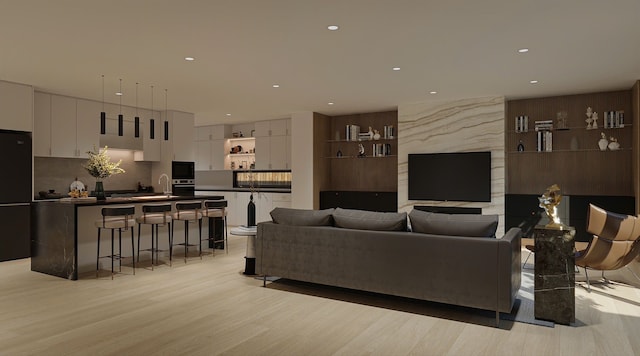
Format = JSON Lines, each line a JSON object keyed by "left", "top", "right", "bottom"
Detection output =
{"left": 345, "top": 125, "right": 360, "bottom": 141}
{"left": 536, "top": 130, "right": 552, "bottom": 152}
{"left": 515, "top": 115, "right": 529, "bottom": 133}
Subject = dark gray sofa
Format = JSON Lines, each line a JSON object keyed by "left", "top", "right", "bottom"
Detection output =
{"left": 256, "top": 208, "right": 522, "bottom": 325}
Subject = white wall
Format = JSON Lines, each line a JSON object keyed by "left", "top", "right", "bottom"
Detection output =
{"left": 398, "top": 96, "right": 506, "bottom": 234}
{"left": 291, "top": 111, "right": 314, "bottom": 209}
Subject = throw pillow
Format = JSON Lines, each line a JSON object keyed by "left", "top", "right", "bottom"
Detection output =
{"left": 409, "top": 209, "right": 498, "bottom": 238}
{"left": 270, "top": 207, "right": 335, "bottom": 226}
{"left": 332, "top": 207, "right": 407, "bottom": 231}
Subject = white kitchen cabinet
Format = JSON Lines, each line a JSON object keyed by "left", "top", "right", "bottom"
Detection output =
{"left": 138, "top": 109, "right": 161, "bottom": 161}
{"left": 254, "top": 118, "right": 291, "bottom": 170}
{"left": 195, "top": 140, "right": 212, "bottom": 170}
{"left": 33, "top": 92, "right": 51, "bottom": 156}
{"left": 211, "top": 139, "right": 226, "bottom": 170}
{"left": 271, "top": 193, "right": 292, "bottom": 209}
{"left": 171, "top": 111, "right": 195, "bottom": 161}
{"left": 50, "top": 95, "right": 78, "bottom": 158}
{"left": 75, "top": 99, "right": 100, "bottom": 158}
{"left": 0, "top": 80, "right": 33, "bottom": 132}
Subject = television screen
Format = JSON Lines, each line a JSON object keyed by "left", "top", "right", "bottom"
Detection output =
{"left": 408, "top": 151, "right": 491, "bottom": 202}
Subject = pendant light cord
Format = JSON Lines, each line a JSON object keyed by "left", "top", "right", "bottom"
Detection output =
{"left": 101, "top": 75, "right": 105, "bottom": 111}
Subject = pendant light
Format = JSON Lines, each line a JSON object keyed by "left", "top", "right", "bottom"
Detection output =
{"left": 149, "top": 85, "right": 155, "bottom": 140}
{"left": 163, "top": 88, "right": 169, "bottom": 141}
{"left": 118, "top": 78, "right": 124, "bottom": 136}
{"left": 100, "top": 75, "right": 106, "bottom": 134}
{"left": 134, "top": 82, "right": 140, "bottom": 138}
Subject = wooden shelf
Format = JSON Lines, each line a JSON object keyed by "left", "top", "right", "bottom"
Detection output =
{"left": 506, "top": 89, "right": 634, "bottom": 196}
{"left": 325, "top": 155, "right": 397, "bottom": 159}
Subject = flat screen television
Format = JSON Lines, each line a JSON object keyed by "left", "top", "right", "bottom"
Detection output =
{"left": 408, "top": 151, "right": 491, "bottom": 202}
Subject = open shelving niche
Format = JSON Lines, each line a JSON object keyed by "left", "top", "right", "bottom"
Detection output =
{"left": 225, "top": 136, "right": 255, "bottom": 170}
{"left": 505, "top": 89, "right": 634, "bottom": 196}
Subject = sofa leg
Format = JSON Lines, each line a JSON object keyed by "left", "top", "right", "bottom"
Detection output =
{"left": 263, "top": 275, "right": 267, "bottom": 287}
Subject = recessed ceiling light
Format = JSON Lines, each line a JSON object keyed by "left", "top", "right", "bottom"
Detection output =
{"left": 518, "top": 48, "right": 529, "bottom": 53}
{"left": 328, "top": 102, "right": 334, "bottom": 105}
{"left": 115, "top": 92, "right": 123, "bottom": 96}
{"left": 327, "top": 25, "right": 339, "bottom": 31}
{"left": 429, "top": 91, "right": 437, "bottom": 95}
{"left": 184, "top": 57, "right": 195, "bottom": 61}
{"left": 226, "top": 113, "right": 231, "bottom": 116}
{"left": 272, "top": 84, "right": 280, "bottom": 88}
{"left": 530, "top": 80, "right": 539, "bottom": 84}
{"left": 392, "top": 67, "right": 401, "bottom": 71}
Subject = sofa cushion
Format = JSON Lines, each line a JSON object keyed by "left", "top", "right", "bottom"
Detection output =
{"left": 409, "top": 209, "right": 498, "bottom": 238}
{"left": 270, "top": 207, "right": 334, "bottom": 226}
{"left": 332, "top": 208, "right": 407, "bottom": 231}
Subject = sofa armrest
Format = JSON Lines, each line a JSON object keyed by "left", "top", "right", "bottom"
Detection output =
{"left": 498, "top": 227, "right": 522, "bottom": 311}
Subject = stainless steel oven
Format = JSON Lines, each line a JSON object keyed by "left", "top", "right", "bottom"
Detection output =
{"left": 172, "top": 179, "right": 195, "bottom": 196}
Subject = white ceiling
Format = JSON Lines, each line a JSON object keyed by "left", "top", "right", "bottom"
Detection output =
{"left": 1, "top": 0, "right": 639, "bottom": 126}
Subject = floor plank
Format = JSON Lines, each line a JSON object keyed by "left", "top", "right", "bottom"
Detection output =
{"left": 1, "top": 235, "right": 640, "bottom": 355}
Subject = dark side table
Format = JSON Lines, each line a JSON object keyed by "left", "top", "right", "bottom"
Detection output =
{"left": 533, "top": 225, "right": 576, "bottom": 325}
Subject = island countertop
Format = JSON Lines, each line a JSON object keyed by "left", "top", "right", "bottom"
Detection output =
{"left": 31, "top": 194, "right": 225, "bottom": 280}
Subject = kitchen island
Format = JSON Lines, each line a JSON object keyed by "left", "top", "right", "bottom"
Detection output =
{"left": 31, "top": 194, "right": 223, "bottom": 280}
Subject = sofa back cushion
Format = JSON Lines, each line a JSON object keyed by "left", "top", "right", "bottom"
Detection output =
{"left": 409, "top": 209, "right": 498, "bottom": 238}
{"left": 332, "top": 207, "right": 407, "bottom": 231}
{"left": 270, "top": 207, "right": 335, "bottom": 226}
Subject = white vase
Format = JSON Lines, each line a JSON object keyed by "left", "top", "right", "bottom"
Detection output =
{"left": 608, "top": 141, "right": 620, "bottom": 151}
{"left": 598, "top": 137, "right": 609, "bottom": 151}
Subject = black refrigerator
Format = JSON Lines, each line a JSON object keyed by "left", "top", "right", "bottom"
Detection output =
{"left": 0, "top": 130, "right": 32, "bottom": 262}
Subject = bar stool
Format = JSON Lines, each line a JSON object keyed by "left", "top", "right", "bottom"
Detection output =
{"left": 136, "top": 203, "right": 172, "bottom": 270}
{"left": 171, "top": 201, "right": 203, "bottom": 264}
{"left": 201, "top": 200, "right": 229, "bottom": 256}
{"left": 95, "top": 206, "right": 136, "bottom": 279}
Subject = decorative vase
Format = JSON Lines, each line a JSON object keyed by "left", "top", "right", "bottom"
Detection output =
{"left": 95, "top": 181, "right": 106, "bottom": 201}
{"left": 247, "top": 193, "right": 256, "bottom": 226}
{"left": 517, "top": 140, "right": 525, "bottom": 152}
{"left": 598, "top": 133, "right": 608, "bottom": 151}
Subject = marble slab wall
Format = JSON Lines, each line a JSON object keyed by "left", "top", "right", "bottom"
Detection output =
{"left": 398, "top": 96, "right": 506, "bottom": 234}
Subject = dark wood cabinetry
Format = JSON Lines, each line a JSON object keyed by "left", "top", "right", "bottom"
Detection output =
{"left": 506, "top": 90, "right": 634, "bottom": 196}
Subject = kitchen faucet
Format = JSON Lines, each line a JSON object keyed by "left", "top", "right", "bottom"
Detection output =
{"left": 159, "top": 173, "right": 171, "bottom": 196}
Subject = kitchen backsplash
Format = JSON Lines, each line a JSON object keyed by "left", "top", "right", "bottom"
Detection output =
{"left": 34, "top": 150, "right": 152, "bottom": 197}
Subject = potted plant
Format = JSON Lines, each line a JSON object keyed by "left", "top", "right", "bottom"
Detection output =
{"left": 83, "top": 146, "right": 125, "bottom": 200}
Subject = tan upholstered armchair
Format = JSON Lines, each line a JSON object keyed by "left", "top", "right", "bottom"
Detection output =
{"left": 575, "top": 204, "right": 640, "bottom": 291}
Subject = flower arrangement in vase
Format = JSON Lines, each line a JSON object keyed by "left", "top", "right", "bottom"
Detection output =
{"left": 83, "top": 146, "right": 125, "bottom": 200}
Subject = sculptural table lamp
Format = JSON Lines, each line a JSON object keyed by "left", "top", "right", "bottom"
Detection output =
{"left": 538, "top": 184, "right": 564, "bottom": 229}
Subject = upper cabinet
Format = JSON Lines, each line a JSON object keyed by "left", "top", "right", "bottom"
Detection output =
{"left": 35, "top": 93, "right": 100, "bottom": 158}
{"left": 49, "top": 95, "right": 100, "bottom": 158}
{"left": 195, "top": 125, "right": 230, "bottom": 170}
{"left": 0, "top": 80, "right": 33, "bottom": 132}
{"left": 254, "top": 118, "right": 291, "bottom": 170}
{"left": 162, "top": 110, "right": 195, "bottom": 162}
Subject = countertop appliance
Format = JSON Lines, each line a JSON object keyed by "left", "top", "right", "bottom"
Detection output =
{"left": 171, "top": 161, "right": 195, "bottom": 196}
{"left": 0, "top": 130, "right": 32, "bottom": 262}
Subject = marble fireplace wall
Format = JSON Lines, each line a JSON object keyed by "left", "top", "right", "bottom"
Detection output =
{"left": 398, "top": 96, "right": 506, "bottom": 234}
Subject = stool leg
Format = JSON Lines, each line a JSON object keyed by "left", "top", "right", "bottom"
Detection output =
{"left": 96, "top": 228, "right": 101, "bottom": 278}
{"left": 184, "top": 220, "right": 189, "bottom": 263}
{"left": 167, "top": 222, "right": 171, "bottom": 266}
{"left": 111, "top": 229, "right": 115, "bottom": 280}
{"left": 118, "top": 228, "right": 122, "bottom": 273}
{"left": 199, "top": 218, "right": 203, "bottom": 259}
{"left": 151, "top": 224, "right": 156, "bottom": 270}
{"left": 170, "top": 222, "right": 174, "bottom": 266}
{"left": 137, "top": 224, "right": 141, "bottom": 262}
{"left": 224, "top": 216, "right": 228, "bottom": 254}
{"left": 131, "top": 227, "right": 135, "bottom": 275}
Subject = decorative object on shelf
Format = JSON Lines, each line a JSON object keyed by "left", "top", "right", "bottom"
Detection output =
{"left": 592, "top": 112, "right": 599, "bottom": 129}
{"left": 383, "top": 125, "right": 394, "bottom": 139}
{"left": 373, "top": 129, "right": 381, "bottom": 140}
{"left": 83, "top": 146, "right": 125, "bottom": 201}
{"left": 230, "top": 145, "right": 243, "bottom": 154}
{"left": 585, "top": 107, "right": 593, "bottom": 129}
{"left": 556, "top": 111, "right": 567, "bottom": 129}
{"left": 230, "top": 161, "right": 236, "bottom": 170}
{"left": 357, "top": 143, "right": 365, "bottom": 157}
{"left": 608, "top": 136, "right": 620, "bottom": 151}
{"left": 598, "top": 132, "right": 609, "bottom": 151}
{"left": 367, "top": 127, "right": 374, "bottom": 140}
{"left": 517, "top": 140, "right": 525, "bottom": 152}
{"left": 538, "top": 184, "right": 565, "bottom": 230}
{"left": 515, "top": 115, "right": 529, "bottom": 133}
{"left": 336, "top": 149, "right": 343, "bottom": 157}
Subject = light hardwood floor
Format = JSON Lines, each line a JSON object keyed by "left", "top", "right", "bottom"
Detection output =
{"left": 2, "top": 234, "right": 640, "bottom": 356}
